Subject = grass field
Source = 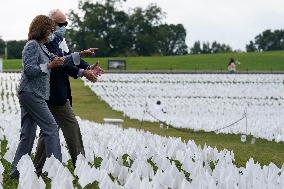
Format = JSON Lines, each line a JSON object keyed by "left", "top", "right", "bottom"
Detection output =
{"left": 70, "top": 78, "right": 284, "bottom": 168}
{"left": 3, "top": 50, "right": 284, "bottom": 71}
{"left": 3, "top": 59, "right": 22, "bottom": 70}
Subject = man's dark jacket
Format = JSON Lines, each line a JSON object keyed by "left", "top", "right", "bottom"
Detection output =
{"left": 45, "top": 36, "right": 89, "bottom": 106}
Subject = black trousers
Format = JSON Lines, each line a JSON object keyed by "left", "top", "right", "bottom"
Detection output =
{"left": 34, "top": 100, "right": 85, "bottom": 173}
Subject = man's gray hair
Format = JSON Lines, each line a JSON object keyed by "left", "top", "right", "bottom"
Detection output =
{"left": 48, "top": 9, "right": 61, "bottom": 19}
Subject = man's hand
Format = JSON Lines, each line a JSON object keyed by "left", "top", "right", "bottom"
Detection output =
{"left": 83, "top": 70, "right": 97, "bottom": 83}
{"left": 79, "top": 48, "right": 99, "bottom": 57}
{"left": 90, "top": 62, "right": 104, "bottom": 76}
{"left": 48, "top": 57, "right": 64, "bottom": 69}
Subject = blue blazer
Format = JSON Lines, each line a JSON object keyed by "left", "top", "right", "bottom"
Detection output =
{"left": 45, "top": 36, "right": 90, "bottom": 106}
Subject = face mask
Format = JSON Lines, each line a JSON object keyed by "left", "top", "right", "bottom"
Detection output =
{"left": 47, "top": 32, "right": 55, "bottom": 42}
{"left": 54, "top": 26, "right": 66, "bottom": 38}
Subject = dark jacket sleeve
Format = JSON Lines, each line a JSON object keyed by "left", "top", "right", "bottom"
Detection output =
{"left": 78, "top": 58, "right": 90, "bottom": 69}
{"left": 64, "top": 65, "right": 80, "bottom": 79}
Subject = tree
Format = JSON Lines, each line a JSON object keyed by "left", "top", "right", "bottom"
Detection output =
{"left": 190, "top": 41, "right": 232, "bottom": 54}
{"left": 67, "top": 0, "right": 188, "bottom": 56}
{"left": 201, "top": 42, "right": 211, "bottom": 54}
{"left": 7, "top": 40, "right": 27, "bottom": 59}
{"left": 120, "top": 3, "right": 165, "bottom": 56}
{"left": 211, "top": 41, "right": 221, "bottom": 53}
{"left": 0, "top": 39, "right": 26, "bottom": 59}
{"left": 190, "top": 41, "right": 202, "bottom": 54}
{"left": 246, "top": 29, "right": 284, "bottom": 52}
{"left": 155, "top": 24, "right": 188, "bottom": 55}
{"left": 0, "top": 38, "right": 5, "bottom": 56}
{"left": 67, "top": 1, "right": 131, "bottom": 56}
{"left": 246, "top": 41, "right": 257, "bottom": 52}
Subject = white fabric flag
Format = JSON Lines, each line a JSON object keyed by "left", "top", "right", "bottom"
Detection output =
{"left": 124, "top": 171, "right": 141, "bottom": 189}
{"left": 0, "top": 161, "right": 4, "bottom": 183}
{"left": 59, "top": 38, "right": 69, "bottom": 53}
{"left": 17, "top": 154, "right": 45, "bottom": 189}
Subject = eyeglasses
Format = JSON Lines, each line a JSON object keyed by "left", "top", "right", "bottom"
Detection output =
{"left": 57, "top": 21, "right": 68, "bottom": 27}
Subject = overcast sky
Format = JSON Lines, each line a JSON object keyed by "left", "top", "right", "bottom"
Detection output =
{"left": 1, "top": 0, "right": 284, "bottom": 50}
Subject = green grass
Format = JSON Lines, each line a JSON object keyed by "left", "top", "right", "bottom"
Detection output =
{"left": 71, "top": 78, "right": 284, "bottom": 168}
{"left": 3, "top": 59, "right": 22, "bottom": 70}
{"left": 4, "top": 50, "right": 284, "bottom": 71}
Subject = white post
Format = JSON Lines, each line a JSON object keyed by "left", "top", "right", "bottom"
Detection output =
{"left": 245, "top": 109, "right": 247, "bottom": 134}
{"left": 0, "top": 58, "right": 3, "bottom": 72}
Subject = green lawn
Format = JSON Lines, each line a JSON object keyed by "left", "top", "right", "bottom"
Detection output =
{"left": 70, "top": 78, "right": 284, "bottom": 168}
{"left": 4, "top": 51, "right": 284, "bottom": 71}
{"left": 3, "top": 59, "right": 22, "bottom": 70}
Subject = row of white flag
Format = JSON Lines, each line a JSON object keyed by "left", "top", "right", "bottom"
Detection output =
{"left": 83, "top": 73, "right": 284, "bottom": 142}
{"left": 0, "top": 111, "right": 283, "bottom": 188}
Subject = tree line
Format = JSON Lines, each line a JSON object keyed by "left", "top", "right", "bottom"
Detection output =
{"left": 246, "top": 29, "right": 284, "bottom": 52}
{"left": 0, "top": 0, "right": 284, "bottom": 58}
{"left": 1, "top": 0, "right": 188, "bottom": 58}
{"left": 0, "top": 39, "right": 27, "bottom": 59}
{"left": 66, "top": 0, "right": 188, "bottom": 57}
{"left": 190, "top": 41, "right": 233, "bottom": 54}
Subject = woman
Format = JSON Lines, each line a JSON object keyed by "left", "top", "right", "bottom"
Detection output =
{"left": 227, "top": 58, "right": 236, "bottom": 74}
{"left": 10, "top": 15, "right": 75, "bottom": 178}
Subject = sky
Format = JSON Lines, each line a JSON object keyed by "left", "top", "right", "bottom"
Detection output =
{"left": 0, "top": 0, "right": 284, "bottom": 51}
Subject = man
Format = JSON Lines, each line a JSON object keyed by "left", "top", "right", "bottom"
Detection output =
{"left": 34, "top": 9, "right": 104, "bottom": 174}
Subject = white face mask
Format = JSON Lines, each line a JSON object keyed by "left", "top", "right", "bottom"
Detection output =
{"left": 47, "top": 32, "right": 55, "bottom": 42}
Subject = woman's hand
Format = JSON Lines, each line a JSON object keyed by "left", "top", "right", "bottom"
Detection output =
{"left": 79, "top": 48, "right": 99, "bottom": 57}
{"left": 47, "top": 57, "right": 64, "bottom": 69}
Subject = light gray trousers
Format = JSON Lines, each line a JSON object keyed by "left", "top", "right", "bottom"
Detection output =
{"left": 11, "top": 91, "right": 62, "bottom": 177}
